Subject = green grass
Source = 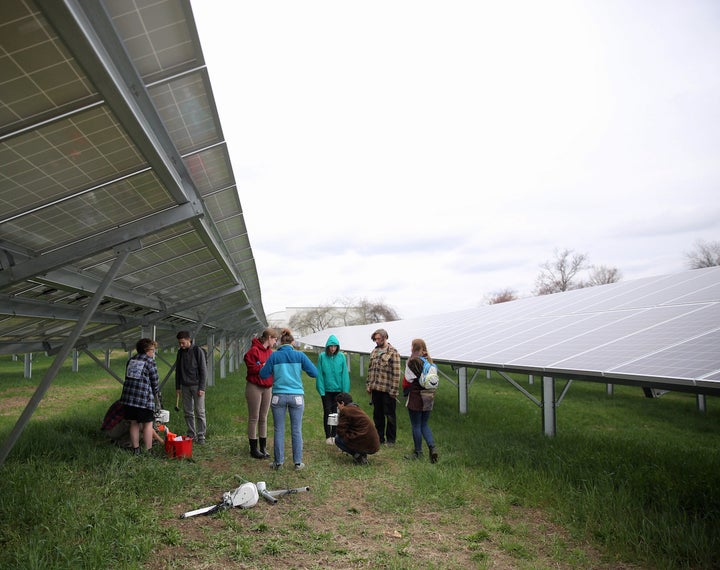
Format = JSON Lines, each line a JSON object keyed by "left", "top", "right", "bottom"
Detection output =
{"left": 0, "top": 350, "right": 719, "bottom": 569}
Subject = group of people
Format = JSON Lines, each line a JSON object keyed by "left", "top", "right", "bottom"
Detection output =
{"left": 110, "top": 325, "right": 438, "bottom": 467}
{"left": 243, "top": 326, "right": 439, "bottom": 468}
{"left": 108, "top": 331, "right": 207, "bottom": 456}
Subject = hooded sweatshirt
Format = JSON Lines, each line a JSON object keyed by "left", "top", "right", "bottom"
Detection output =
{"left": 244, "top": 337, "right": 274, "bottom": 388}
{"left": 315, "top": 335, "right": 351, "bottom": 396}
{"left": 259, "top": 344, "right": 318, "bottom": 394}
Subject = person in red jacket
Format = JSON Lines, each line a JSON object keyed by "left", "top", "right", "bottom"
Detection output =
{"left": 243, "top": 327, "right": 278, "bottom": 458}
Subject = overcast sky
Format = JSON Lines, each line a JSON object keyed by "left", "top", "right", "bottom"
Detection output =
{"left": 190, "top": 1, "right": 720, "bottom": 319}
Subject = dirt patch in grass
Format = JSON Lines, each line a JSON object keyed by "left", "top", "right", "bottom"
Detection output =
{"left": 148, "top": 453, "right": 640, "bottom": 570}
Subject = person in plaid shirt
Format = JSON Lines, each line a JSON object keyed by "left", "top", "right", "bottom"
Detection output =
{"left": 366, "top": 328, "right": 401, "bottom": 446}
{"left": 120, "top": 338, "right": 160, "bottom": 455}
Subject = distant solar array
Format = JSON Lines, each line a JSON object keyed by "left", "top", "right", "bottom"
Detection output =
{"left": 299, "top": 267, "right": 720, "bottom": 396}
{"left": 0, "top": 0, "right": 266, "bottom": 355}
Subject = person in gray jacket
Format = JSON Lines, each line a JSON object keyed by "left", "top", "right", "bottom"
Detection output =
{"left": 175, "top": 331, "right": 208, "bottom": 444}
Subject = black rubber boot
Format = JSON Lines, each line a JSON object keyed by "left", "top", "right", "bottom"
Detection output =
{"left": 249, "top": 438, "right": 264, "bottom": 459}
{"left": 429, "top": 446, "right": 438, "bottom": 464}
{"left": 259, "top": 437, "right": 271, "bottom": 458}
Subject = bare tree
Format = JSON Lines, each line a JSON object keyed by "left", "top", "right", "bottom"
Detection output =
{"left": 288, "top": 298, "right": 400, "bottom": 336}
{"left": 486, "top": 288, "right": 518, "bottom": 304}
{"left": 353, "top": 297, "right": 399, "bottom": 324}
{"left": 686, "top": 239, "right": 720, "bottom": 269}
{"left": 533, "top": 248, "right": 588, "bottom": 295}
{"left": 289, "top": 306, "right": 336, "bottom": 336}
{"left": 580, "top": 265, "right": 622, "bottom": 287}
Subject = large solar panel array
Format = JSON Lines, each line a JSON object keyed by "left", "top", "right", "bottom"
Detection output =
{"left": 0, "top": 0, "right": 266, "bottom": 355}
{"left": 300, "top": 266, "right": 720, "bottom": 396}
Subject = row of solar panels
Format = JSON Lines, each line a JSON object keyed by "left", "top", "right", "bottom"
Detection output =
{"left": 0, "top": 0, "right": 267, "bottom": 355}
{"left": 300, "top": 266, "right": 720, "bottom": 395}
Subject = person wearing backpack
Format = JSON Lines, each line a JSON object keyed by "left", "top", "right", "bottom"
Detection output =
{"left": 175, "top": 330, "right": 208, "bottom": 445}
{"left": 403, "top": 338, "right": 438, "bottom": 463}
{"left": 315, "top": 334, "right": 351, "bottom": 444}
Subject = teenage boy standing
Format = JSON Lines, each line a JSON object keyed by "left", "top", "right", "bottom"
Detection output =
{"left": 175, "top": 331, "right": 208, "bottom": 444}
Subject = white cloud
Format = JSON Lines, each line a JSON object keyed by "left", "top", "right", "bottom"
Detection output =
{"left": 192, "top": 0, "right": 720, "bottom": 318}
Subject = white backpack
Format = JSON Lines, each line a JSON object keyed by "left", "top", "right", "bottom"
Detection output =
{"left": 418, "top": 358, "right": 439, "bottom": 391}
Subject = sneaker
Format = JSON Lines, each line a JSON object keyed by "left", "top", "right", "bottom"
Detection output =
{"left": 325, "top": 437, "right": 335, "bottom": 445}
{"left": 269, "top": 461, "right": 283, "bottom": 470}
{"left": 429, "top": 447, "right": 438, "bottom": 464}
{"left": 404, "top": 450, "right": 422, "bottom": 460}
{"left": 294, "top": 462, "right": 305, "bottom": 470}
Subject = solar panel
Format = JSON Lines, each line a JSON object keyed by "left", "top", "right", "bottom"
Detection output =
{"left": 299, "top": 267, "right": 720, "bottom": 396}
{"left": 0, "top": 0, "right": 266, "bottom": 356}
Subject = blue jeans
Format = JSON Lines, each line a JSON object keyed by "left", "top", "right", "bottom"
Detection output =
{"left": 408, "top": 409, "right": 434, "bottom": 452}
{"left": 271, "top": 393, "right": 304, "bottom": 465}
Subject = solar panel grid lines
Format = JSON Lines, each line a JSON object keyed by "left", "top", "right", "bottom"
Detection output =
{"left": 611, "top": 329, "right": 720, "bottom": 381}
{"left": 298, "top": 267, "right": 720, "bottom": 394}
{"left": 545, "top": 303, "right": 720, "bottom": 374}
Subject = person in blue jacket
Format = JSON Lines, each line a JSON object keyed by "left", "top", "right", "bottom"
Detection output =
{"left": 316, "top": 334, "right": 350, "bottom": 444}
{"left": 260, "top": 328, "right": 318, "bottom": 470}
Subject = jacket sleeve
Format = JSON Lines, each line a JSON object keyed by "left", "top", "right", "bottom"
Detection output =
{"left": 244, "top": 346, "right": 263, "bottom": 376}
{"left": 302, "top": 354, "right": 318, "bottom": 378}
{"left": 197, "top": 345, "right": 208, "bottom": 391}
{"left": 259, "top": 354, "right": 274, "bottom": 379}
{"left": 391, "top": 349, "right": 402, "bottom": 383}
{"left": 341, "top": 355, "right": 350, "bottom": 393}
{"left": 315, "top": 354, "right": 325, "bottom": 396}
{"left": 174, "top": 351, "right": 181, "bottom": 390}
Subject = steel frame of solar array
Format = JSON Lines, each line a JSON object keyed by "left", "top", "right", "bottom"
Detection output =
{"left": 298, "top": 266, "right": 720, "bottom": 437}
{"left": 0, "top": 0, "right": 267, "bottom": 466}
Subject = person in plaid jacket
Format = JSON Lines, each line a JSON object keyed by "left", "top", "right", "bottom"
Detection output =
{"left": 120, "top": 338, "right": 160, "bottom": 455}
{"left": 366, "top": 328, "right": 401, "bottom": 446}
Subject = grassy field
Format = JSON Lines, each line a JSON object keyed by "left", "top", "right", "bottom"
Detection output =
{"left": 0, "top": 350, "right": 718, "bottom": 569}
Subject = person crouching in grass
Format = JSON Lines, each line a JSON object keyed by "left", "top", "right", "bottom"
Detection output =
{"left": 334, "top": 392, "right": 380, "bottom": 465}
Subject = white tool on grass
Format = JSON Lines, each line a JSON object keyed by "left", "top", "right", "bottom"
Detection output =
{"left": 180, "top": 479, "right": 310, "bottom": 518}
{"left": 180, "top": 482, "right": 259, "bottom": 518}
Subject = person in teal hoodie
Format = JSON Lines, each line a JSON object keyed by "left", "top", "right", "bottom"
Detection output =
{"left": 316, "top": 334, "right": 351, "bottom": 444}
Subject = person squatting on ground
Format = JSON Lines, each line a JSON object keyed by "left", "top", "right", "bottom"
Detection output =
{"left": 119, "top": 338, "right": 160, "bottom": 455}
{"left": 334, "top": 392, "right": 380, "bottom": 465}
{"left": 403, "top": 338, "right": 438, "bottom": 463}
{"left": 315, "top": 334, "right": 350, "bottom": 444}
{"left": 366, "top": 328, "right": 402, "bottom": 446}
{"left": 243, "top": 327, "right": 278, "bottom": 459}
{"left": 260, "top": 328, "right": 318, "bottom": 470}
{"left": 175, "top": 331, "right": 208, "bottom": 444}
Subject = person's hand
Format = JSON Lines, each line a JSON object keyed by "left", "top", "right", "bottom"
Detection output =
{"left": 198, "top": 390, "right": 205, "bottom": 397}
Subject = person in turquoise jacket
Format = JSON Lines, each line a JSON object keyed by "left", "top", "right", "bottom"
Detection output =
{"left": 259, "top": 328, "right": 317, "bottom": 470}
{"left": 315, "top": 334, "right": 351, "bottom": 444}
